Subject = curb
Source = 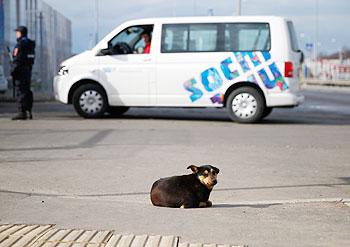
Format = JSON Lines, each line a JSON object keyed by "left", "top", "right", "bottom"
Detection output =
{"left": 301, "top": 79, "right": 350, "bottom": 87}
{"left": 0, "top": 224, "right": 245, "bottom": 247}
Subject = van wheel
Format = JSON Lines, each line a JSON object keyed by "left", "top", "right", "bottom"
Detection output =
{"left": 226, "top": 87, "right": 265, "bottom": 123}
{"left": 73, "top": 84, "right": 107, "bottom": 118}
{"left": 107, "top": 106, "right": 129, "bottom": 116}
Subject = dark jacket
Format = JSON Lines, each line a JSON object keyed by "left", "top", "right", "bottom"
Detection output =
{"left": 12, "top": 37, "right": 32, "bottom": 78}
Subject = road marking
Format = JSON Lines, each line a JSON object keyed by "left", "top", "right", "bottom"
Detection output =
{"left": 179, "top": 243, "right": 245, "bottom": 247}
{"left": 215, "top": 198, "right": 350, "bottom": 207}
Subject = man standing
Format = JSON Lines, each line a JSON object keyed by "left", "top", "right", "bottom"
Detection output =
{"left": 11, "top": 26, "right": 34, "bottom": 120}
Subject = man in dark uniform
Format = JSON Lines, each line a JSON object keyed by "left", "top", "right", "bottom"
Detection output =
{"left": 11, "top": 26, "right": 33, "bottom": 120}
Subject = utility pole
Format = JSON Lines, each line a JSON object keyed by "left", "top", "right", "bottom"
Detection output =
{"left": 0, "top": 0, "right": 4, "bottom": 66}
{"left": 34, "top": 0, "right": 38, "bottom": 41}
{"left": 236, "top": 0, "right": 241, "bottom": 16}
{"left": 314, "top": 0, "right": 319, "bottom": 78}
{"left": 16, "top": 0, "right": 20, "bottom": 26}
{"left": 94, "top": 0, "right": 99, "bottom": 45}
{"left": 39, "top": 11, "right": 44, "bottom": 87}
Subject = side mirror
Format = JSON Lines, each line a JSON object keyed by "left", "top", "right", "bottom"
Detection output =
{"left": 96, "top": 42, "right": 113, "bottom": 56}
{"left": 97, "top": 47, "right": 112, "bottom": 56}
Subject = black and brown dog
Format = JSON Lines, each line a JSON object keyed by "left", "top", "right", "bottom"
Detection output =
{"left": 150, "top": 165, "right": 219, "bottom": 208}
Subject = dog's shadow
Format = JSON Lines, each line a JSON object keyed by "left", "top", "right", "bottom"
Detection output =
{"left": 212, "top": 203, "right": 281, "bottom": 209}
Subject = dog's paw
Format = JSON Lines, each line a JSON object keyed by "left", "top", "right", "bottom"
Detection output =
{"left": 199, "top": 201, "right": 212, "bottom": 207}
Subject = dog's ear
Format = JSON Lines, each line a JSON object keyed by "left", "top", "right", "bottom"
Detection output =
{"left": 211, "top": 166, "right": 220, "bottom": 174}
{"left": 187, "top": 165, "right": 199, "bottom": 173}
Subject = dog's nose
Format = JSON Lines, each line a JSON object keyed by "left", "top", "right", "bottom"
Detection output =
{"left": 212, "top": 180, "right": 217, "bottom": 185}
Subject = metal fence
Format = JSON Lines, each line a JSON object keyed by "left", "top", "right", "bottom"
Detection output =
{"left": 0, "top": 0, "right": 72, "bottom": 99}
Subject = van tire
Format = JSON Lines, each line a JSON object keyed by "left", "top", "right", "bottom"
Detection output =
{"left": 226, "top": 87, "right": 265, "bottom": 123}
{"left": 107, "top": 106, "right": 129, "bottom": 116}
{"left": 73, "top": 84, "right": 107, "bottom": 118}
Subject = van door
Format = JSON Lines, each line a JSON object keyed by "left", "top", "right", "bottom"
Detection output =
{"left": 98, "top": 25, "right": 155, "bottom": 106}
{"left": 156, "top": 23, "right": 226, "bottom": 107}
{"left": 286, "top": 20, "right": 303, "bottom": 92}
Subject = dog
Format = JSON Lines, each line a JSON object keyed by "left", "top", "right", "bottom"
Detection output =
{"left": 150, "top": 165, "right": 219, "bottom": 208}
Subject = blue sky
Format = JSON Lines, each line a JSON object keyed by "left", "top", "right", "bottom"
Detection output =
{"left": 44, "top": 0, "right": 349, "bottom": 55}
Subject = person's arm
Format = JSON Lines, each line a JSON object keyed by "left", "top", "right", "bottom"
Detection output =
{"left": 13, "top": 42, "right": 26, "bottom": 68}
{"left": 11, "top": 42, "right": 26, "bottom": 77}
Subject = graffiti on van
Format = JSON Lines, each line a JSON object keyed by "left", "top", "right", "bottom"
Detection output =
{"left": 183, "top": 51, "right": 288, "bottom": 104}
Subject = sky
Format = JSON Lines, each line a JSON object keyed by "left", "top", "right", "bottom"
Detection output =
{"left": 44, "top": 0, "right": 350, "bottom": 56}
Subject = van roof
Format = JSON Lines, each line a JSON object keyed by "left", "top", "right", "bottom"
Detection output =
{"left": 93, "top": 15, "right": 290, "bottom": 52}
{"left": 122, "top": 16, "right": 288, "bottom": 25}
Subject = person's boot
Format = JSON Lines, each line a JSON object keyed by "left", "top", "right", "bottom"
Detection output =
{"left": 27, "top": 110, "right": 33, "bottom": 120}
{"left": 12, "top": 112, "right": 27, "bottom": 120}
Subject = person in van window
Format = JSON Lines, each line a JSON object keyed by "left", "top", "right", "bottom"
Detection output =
{"left": 141, "top": 31, "right": 151, "bottom": 54}
{"left": 11, "top": 26, "right": 34, "bottom": 120}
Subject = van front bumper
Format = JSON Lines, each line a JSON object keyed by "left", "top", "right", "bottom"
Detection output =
{"left": 53, "top": 75, "right": 69, "bottom": 104}
{"left": 266, "top": 92, "right": 304, "bottom": 107}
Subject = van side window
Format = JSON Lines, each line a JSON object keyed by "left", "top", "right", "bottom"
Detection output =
{"left": 162, "top": 24, "right": 219, "bottom": 53}
{"left": 162, "top": 25, "right": 188, "bottom": 52}
{"left": 189, "top": 24, "right": 218, "bottom": 52}
{"left": 162, "top": 23, "right": 270, "bottom": 53}
{"left": 108, "top": 25, "right": 153, "bottom": 55}
{"left": 225, "top": 23, "right": 270, "bottom": 51}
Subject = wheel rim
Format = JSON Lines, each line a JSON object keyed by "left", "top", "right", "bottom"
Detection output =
{"left": 232, "top": 92, "right": 258, "bottom": 119}
{"left": 79, "top": 90, "right": 104, "bottom": 115}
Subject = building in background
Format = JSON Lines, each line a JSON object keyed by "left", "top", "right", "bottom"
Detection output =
{"left": 0, "top": 0, "right": 72, "bottom": 97}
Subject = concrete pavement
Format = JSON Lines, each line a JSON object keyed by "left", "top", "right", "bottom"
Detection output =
{"left": 0, "top": 87, "right": 349, "bottom": 246}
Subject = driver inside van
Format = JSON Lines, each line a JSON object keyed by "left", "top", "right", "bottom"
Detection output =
{"left": 141, "top": 31, "right": 151, "bottom": 54}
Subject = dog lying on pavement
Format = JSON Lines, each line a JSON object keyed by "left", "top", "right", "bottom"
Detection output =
{"left": 150, "top": 165, "right": 219, "bottom": 208}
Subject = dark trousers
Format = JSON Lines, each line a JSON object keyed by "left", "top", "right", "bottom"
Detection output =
{"left": 14, "top": 67, "right": 33, "bottom": 113}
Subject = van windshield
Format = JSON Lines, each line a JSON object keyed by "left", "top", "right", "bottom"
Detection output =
{"left": 287, "top": 21, "right": 299, "bottom": 52}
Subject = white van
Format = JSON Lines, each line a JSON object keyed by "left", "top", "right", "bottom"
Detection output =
{"left": 54, "top": 16, "right": 304, "bottom": 123}
{"left": 0, "top": 66, "right": 8, "bottom": 94}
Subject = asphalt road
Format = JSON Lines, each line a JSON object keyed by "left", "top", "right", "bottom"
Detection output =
{"left": 0, "top": 86, "right": 349, "bottom": 247}
{"left": 1, "top": 86, "right": 350, "bottom": 125}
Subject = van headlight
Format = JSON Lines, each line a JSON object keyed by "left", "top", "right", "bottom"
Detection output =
{"left": 58, "top": 65, "right": 69, "bottom": 76}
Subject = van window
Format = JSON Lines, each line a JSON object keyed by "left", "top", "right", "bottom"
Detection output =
{"left": 161, "top": 23, "right": 270, "bottom": 53}
{"left": 224, "top": 23, "right": 270, "bottom": 51}
{"left": 287, "top": 21, "right": 299, "bottom": 52}
{"left": 162, "top": 24, "right": 219, "bottom": 52}
{"left": 108, "top": 25, "right": 153, "bottom": 55}
{"left": 189, "top": 24, "right": 218, "bottom": 52}
{"left": 162, "top": 25, "right": 189, "bottom": 52}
